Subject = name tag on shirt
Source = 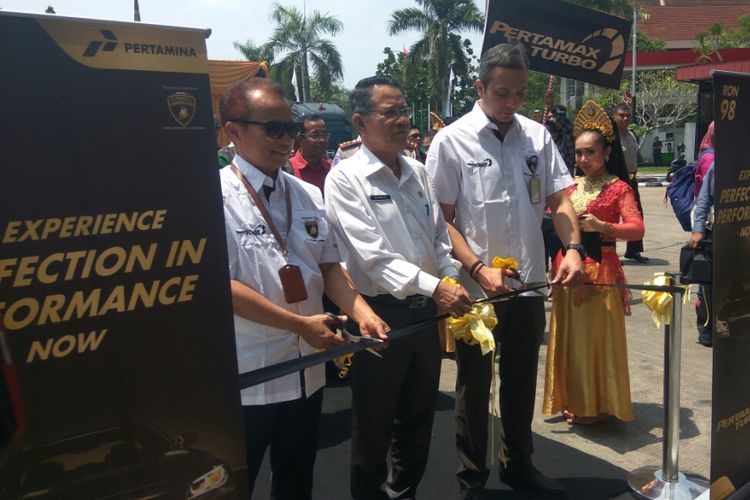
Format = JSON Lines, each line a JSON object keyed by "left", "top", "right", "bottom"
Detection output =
{"left": 370, "top": 194, "right": 392, "bottom": 201}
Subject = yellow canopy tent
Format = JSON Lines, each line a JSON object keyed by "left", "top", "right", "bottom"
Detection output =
{"left": 209, "top": 59, "right": 268, "bottom": 145}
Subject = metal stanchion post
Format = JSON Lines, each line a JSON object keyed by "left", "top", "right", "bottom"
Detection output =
{"left": 628, "top": 273, "right": 709, "bottom": 499}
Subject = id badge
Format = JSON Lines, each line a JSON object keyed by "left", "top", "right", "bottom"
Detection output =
{"left": 278, "top": 264, "right": 307, "bottom": 303}
{"left": 529, "top": 176, "right": 542, "bottom": 204}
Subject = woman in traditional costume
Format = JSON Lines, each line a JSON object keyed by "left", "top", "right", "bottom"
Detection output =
{"left": 542, "top": 101, "right": 645, "bottom": 425}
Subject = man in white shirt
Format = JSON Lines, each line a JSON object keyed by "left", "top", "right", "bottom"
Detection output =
{"left": 613, "top": 103, "right": 649, "bottom": 263}
{"left": 426, "top": 44, "right": 583, "bottom": 499}
{"left": 219, "top": 78, "right": 388, "bottom": 500}
{"left": 325, "top": 75, "right": 472, "bottom": 500}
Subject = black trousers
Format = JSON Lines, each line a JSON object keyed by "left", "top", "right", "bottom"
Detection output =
{"left": 349, "top": 296, "right": 440, "bottom": 500}
{"left": 454, "top": 297, "right": 545, "bottom": 491}
{"left": 626, "top": 176, "right": 645, "bottom": 254}
{"left": 243, "top": 390, "right": 323, "bottom": 500}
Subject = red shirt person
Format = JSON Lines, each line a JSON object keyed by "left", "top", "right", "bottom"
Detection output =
{"left": 289, "top": 114, "right": 332, "bottom": 194}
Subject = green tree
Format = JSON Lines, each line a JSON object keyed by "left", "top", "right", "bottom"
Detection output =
{"left": 375, "top": 47, "right": 437, "bottom": 131}
{"left": 264, "top": 2, "right": 343, "bottom": 103}
{"left": 724, "top": 14, "right": 750, "bottom": 47}
{"left": 388, "top": 0, "right": 484, "bottom": 116}
{"left": 45, "top": 5, "right": 55, "bottom": 13}
{"left": 233, "top": 39, "right": 297, "bottom": 101}
{"left": 695, "top": 14, "right": 750, "bottom": 60}
{"left": 594, "top": 70, "right": 696, "bottom": 146}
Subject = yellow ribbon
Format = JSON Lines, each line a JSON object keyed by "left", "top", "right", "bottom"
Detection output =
{"left": 446, "top": 303, "right": 498, "bottom": 355}
{"left": 641, "top": 273, "right": 690, "bottom": 329}
{"left": 442, "top": 276, "right": 497, "bottom": 355}
{"left": 491, "top": 256, "right": 519, "bottom": 272}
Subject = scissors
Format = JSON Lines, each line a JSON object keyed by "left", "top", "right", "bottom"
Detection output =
{"left": 504, "top": 269, "right": 550, "bottom": 298}
{"left": 325, "top": 312, "right": 383, "bottom": 358}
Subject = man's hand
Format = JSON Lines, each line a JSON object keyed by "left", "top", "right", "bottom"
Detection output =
{"left": 551, "top": 250, "right": 584, "bottom": 286}
{"left": 297, "top": 314, "right": 348, "bottom": 350}
{"left": 689, "top": 232, "right": 704, "bottom": 248}
{"left": 475, "top": 265, "right": 515, "bottom": 296}
{"left": 432, "top": 281, "right": 472, "bottom": 318}
{"left": 357, "top": 314, "right": 390, "bottom": 341}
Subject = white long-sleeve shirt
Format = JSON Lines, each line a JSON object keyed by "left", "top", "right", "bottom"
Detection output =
{"left": 324, "top": 144, "right": 458, "bottom": 299}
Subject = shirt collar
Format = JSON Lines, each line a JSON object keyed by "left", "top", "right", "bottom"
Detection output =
{"left": 291, "top": 150, "right": 329, "bottom": 171}
{"left": 358, "top": 144, "right": 415, "bottom": 182}
{"left": 233, "top": 153, "right": 286, "bottom": 193}
{"left": 469, "top": 101, "right": 520, "bottom": 136}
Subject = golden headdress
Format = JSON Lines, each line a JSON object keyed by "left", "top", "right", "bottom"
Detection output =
{"left": 573, "top": 100, "right": 615, "bottom": 142}
{"left": 429, "top": 112, "right": 445, "bottom": 131}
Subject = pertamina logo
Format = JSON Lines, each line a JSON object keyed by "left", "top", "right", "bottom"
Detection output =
{"left": 81, "top": 29, "right": 198, "bottom": 59}
{"left": 83, "top": 30, "right": 118, "bottom": 57}
{"left": 167, "top": 92, "right": 196, "bottom": 127}
{"left": 489, "top": 21, "right": 625, "bottom": 75}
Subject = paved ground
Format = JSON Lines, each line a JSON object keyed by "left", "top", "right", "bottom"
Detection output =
{"left": 254, "top": 185, "right": 713, "bottom": 499}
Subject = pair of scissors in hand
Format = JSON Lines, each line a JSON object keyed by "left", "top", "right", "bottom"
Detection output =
{"left": 325, "top": 312, "right": 384, "bottom": 358}
{"left": 505, "top": 269, "right": 550, "bottom": 298}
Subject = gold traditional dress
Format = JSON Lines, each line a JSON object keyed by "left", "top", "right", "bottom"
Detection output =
{"left": 542, "top": 175, "right": 644, "bottom": 421}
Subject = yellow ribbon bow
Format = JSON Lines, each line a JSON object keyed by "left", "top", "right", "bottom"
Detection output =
{"left": 491, "top": 256, "right": 519, "bottom": 272}
{"left": 446, "top": 303, "right": 498, "bottom": 355}
{"left": 641, "top": 273, "right": 690, "bottom": 329}
{"left": 442, "top": 277, "right": 497, "bottom": 355}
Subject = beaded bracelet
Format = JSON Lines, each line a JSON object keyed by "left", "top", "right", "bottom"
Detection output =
{"left": 469, "top": 260, "right": 485, "bottom": 279}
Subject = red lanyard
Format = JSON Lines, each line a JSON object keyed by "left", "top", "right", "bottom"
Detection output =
{"left": 231, "top": 164, "right": 292, "bottom": 256}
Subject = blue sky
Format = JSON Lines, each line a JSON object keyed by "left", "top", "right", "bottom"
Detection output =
{"left": 1, "top": 0, "right": 487, "bottom": 88}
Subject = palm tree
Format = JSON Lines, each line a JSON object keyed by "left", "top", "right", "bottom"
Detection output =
{"left": 388, "top": 0, "right": 484, "bottom": 116}
{"left": 234, "top": 39, "right": 298, "bottom": 99}
{"left": 264, "top": 2, "right": 343, "bottom": 103}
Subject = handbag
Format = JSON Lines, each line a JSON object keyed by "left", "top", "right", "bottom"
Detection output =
{"left": 679, "top": 238, "right": 713, "bottom": 284}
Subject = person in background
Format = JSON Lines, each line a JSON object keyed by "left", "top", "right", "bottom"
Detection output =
{"left": 325, "top": 75, "right": 472, "bottom": 500}
{"left": 694, "top": 121, "right": 715, "bottom": 198}
{"left": 652, "top": 135, "right": 663, "bottom": 165}
{"left": 690, "top": 162, "right": 715, "bottom": 347}
{"left": 427, "top": 44, "right": 583, "bottom": 499}
{"left": 333, "top": 136, "right": 362, "bottom": 166}
{"left": 289, "top": 114, "right": 332, "bottom": 194}
{"left": 543, "top": 101, "right": 644, "bottom": 426}
{"left": 405, "top": 126, "right": 425, "bottom": 162}
{"left": 219, "top": 78, "right": 389, "bottom": 499}
{"left": 422, "top": 131, "right": 435, "bottom": 156}
{"left": 612, "top": 103, "right": 649, "bottom": 263}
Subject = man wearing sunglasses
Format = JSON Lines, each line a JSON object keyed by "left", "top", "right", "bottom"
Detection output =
{"left": 325, "top": 75, "right": 472, "bottom": 500}
{"left": 289, "top": 114, "right": 332, "bottom": 194}
{"left": 219, "top": 78, "right": 389, "bottom": 500}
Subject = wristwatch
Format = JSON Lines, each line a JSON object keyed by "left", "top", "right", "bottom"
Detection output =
{"left": 565, "top": 243, "right": 587, "bottom": 260}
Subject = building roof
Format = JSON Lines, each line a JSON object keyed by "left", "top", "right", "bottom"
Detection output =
{"left": 639, "top": 4, "right": 749, "bottom": 49}
{"left": 623, "top": 47, "right": 750, "bottom": 70}
{"left": 676, "top": 59, "right": 750, "bottom": 81}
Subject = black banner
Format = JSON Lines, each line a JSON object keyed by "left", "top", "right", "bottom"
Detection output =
{"left": 711, "top": 71, "right": 750, "bottom": 491}
{"left": 482, "top": 0, "right": 631, "bottom": 89}
{"left": 0, "top": 12, "right": 247, "bottom": 497}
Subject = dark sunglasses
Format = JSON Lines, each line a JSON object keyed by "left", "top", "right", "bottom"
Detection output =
{"left": 231, "top": 119, "right": 301, "bottom": 139}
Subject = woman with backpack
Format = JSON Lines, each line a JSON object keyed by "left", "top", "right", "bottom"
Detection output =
{"left": 694, "top": 121, "right": 715, "bottom": 198}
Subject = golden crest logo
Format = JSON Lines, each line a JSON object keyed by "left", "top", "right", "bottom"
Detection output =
{"left": 167, "top": 92, "right": 196, "bottom": 127}
{"left": 304, "top": 219, "right": 319, "bottom": 239}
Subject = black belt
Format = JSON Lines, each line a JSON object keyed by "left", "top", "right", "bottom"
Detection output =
{"left": 367, "top": 294, "right": 432, "bottom": 309}
{"left": 602, "top": 241, "right": 616, "bottom": 247}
